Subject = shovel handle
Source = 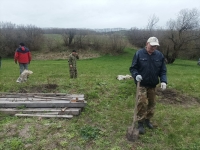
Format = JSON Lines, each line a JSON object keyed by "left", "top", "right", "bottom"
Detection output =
{"left": 132, "top": 81, "right": 140, "bottom": 126}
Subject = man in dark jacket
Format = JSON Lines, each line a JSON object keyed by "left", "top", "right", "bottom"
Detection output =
{"left": 14, "top": 43, "right": 31, "bottom": 74}
{"left": 129, "top": 37, "right": 167, "bottom": 134}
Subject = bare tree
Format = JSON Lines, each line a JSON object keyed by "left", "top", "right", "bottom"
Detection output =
{"left": 62, "top": 29, "right": 76, "bottom": 46}
{"left": 164, "top": 8, "right": 200, "bottom": 63}
{"left": 62, "top": 33, "right": 69, "bottom": 46}
{"left": 146, "top": 14, "right": 159, "bottom": 32}
{"left": 18, "top": 25, "right": 44, "bottom": 51}
{"left": 74, "top": 29, "right": 88, "bottom": 48}
{"left": 0, "top": 22, "right": 44, "bottom": 57}
{"left": 126, "top": 28, "right": 150, "bottom": 48}
{"left": 0, "top": 22, "right": 18, "bottom": 56}
{"left": 126, "top": 15, "right": 159, "bottom": 49}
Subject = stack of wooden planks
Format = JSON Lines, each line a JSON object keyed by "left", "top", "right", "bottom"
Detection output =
{"left": 0, "top": 93, "right": 87, "bottom": 119}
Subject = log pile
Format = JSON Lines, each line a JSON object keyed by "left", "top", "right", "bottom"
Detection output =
{"left": 0, "top": 93, "right": 87, "bottom": 119}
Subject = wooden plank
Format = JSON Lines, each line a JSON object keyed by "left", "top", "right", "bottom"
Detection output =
{"left": 15, "top": 113, "right": 73, "bottom": 118}
{"left": 33, "top": 95, "right": 84, "bottom": 98}
{"left": 35, "top": 112, "right": 59, "bottom": 115}
{"left": 0, "top": 100, "right": 87, "bottom": 108}
{"left": 0, "top": 93, "right": 84, "bottom": 98}
{"left": 0, "top": 97, "right": 84, "bottom": 101}
{"left": 0, "top": 108, "right": 81, "bottom": 115}
{"left": 33, "top": 96, "right": 82, "bottom": 100}
{"left": 0, "top": 98, "right": 53, "bottom": 101}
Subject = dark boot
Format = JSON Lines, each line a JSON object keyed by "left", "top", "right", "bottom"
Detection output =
{"left": 145, "top": 119, "right": 153, "bottom": 129}
{"left": 138, "top": 122, "right": 145, "bottom": 134}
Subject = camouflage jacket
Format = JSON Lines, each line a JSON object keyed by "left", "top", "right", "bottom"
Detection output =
{"left": 68, "top": 53, "right": 79, "bottom": 67}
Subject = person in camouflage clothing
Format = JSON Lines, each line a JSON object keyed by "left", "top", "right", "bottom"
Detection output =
{"left": 68, "top": 50, "right": 79, "bottom": 78}
{"left": 130, "top": 37, "right": 167, "bottom": 134}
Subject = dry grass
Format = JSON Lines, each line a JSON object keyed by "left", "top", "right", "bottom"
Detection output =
{"left": 32, "top": 50, "right": 100, "bottom": 60}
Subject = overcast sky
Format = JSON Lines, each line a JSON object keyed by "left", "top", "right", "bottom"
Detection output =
{"left": 0, "top": 0, "right": 199, "bottom": 29}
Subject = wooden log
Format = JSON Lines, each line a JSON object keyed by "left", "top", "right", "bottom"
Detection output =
{"left": 15, "top": 113, "right": 73, "bottom": 118}
{"left": 0, "top": 108, "right": 81, "bottom": 115}
{"left": 0, "top": 100, "right": 87, "bottom": 108}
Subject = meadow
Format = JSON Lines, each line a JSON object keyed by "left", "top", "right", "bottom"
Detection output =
{"left": 0, "top": 48, "right": 200, "bottom": 150}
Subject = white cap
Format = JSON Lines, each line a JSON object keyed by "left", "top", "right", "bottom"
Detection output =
{"left": 147, "top": 37, "right": 160, "bottom": 46}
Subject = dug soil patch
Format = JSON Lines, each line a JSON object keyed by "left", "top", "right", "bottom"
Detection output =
{"left": 156, "top": 88, "right": 200, "bottom": 106}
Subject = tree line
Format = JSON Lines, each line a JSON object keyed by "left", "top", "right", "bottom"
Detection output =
{"left": 0, "top": 8, "right": 200, "bottom": 64}
{"left": 127, "top": 8, "right": 200, "bottom": 63}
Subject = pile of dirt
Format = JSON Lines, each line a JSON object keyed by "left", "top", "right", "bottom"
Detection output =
{"left": 156, "top": 88, "right": 200, "bottom": 106}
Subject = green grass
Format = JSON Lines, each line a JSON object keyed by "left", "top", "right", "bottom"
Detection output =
{"left": 0, "top": 48, "right": 200, "bottom": 150}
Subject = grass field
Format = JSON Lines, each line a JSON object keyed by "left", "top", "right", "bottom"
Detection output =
{"left": 0, "top": 48, "right": 200, "bottom": 150}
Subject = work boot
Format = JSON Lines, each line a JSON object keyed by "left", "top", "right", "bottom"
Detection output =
{"left": 138, "top": 122, "right": 145, "bottom": 134}
{"left": 145, "top": 119, "right": 153, "bottom": 129}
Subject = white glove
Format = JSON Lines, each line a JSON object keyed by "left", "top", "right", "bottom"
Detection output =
{"left": 161, "top": 82, "right": 167, "bottom": 90}
{"left": 136, "top": 75, "right": 142, "bottom": 82}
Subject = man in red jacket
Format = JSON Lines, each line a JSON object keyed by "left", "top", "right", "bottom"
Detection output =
{"left": 14, "top": 43, "right": 31, "bottom": 74}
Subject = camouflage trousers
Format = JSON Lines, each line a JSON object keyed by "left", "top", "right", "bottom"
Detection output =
{"left": 137, "top": 86, "right": 156, "bottom": 122}
{"left": 69, "top": 67, "right": 77, "bottom": 78}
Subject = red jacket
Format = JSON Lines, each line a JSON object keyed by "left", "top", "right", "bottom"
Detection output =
{"left": 14, "top": 46, "right": 31, "bottom": 63}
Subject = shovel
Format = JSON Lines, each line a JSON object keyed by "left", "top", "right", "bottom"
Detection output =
{"left": 126, "top": 81, "right": 140, "bottom": 142}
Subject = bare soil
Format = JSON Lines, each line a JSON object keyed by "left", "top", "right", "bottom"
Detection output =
{"left": 156, "top": 88, "right": 200, "bottom": 107}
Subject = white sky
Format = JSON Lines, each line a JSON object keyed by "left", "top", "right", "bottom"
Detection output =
{"left": 0, "top": 0, "right": 200, "bottom": 29}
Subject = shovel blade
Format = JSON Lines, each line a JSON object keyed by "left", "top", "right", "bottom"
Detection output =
{"left": 126, "top": 126, "right": 139, "bottom": 142}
